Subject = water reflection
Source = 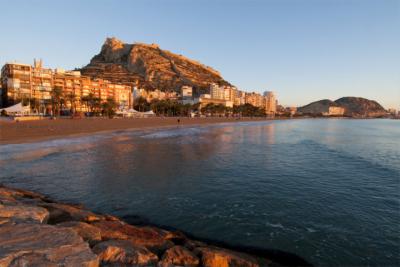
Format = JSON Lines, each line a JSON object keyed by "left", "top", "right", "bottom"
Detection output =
{"left": 0, "top": 120, "right": 399, "bottom": 267}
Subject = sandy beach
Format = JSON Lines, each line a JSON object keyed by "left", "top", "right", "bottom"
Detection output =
{"left": 0, "top": 117, "right": 271, "bottom": 145}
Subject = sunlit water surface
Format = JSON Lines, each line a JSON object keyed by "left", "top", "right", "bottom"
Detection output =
{"left": 1, "top": 119, "right": 399, "bottom": 266}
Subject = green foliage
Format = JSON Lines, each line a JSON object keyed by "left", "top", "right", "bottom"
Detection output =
{"left": 51, "top": 87, "right": 64, "bottom": 116}
{"left": 81, "top": 93, "right": 101, "bottom": 114}
{"left": 102, "top": 98, "right": 118, "bottom": 118}
{"left": 233, "top": 103, "right": 265, "bottom": 117}
{"left": 150, "top": 99, "right": 194, "bottom": 116}
{"left": 134, "top": 96, "right": 150, "bottom": 112}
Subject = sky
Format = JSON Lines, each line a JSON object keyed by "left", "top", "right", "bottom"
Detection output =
{"left": 0, "top": 0, "right": 399, "bottom": 108}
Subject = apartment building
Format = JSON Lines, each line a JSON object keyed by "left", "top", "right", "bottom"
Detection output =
{"left": 323, "top": 106, "right": 345, "bottom": 116}
{"left": 245, "top": 92, "right": 264, "bottom": 108}
{"left": 263, "top": 91, "right": 277, "bottom": 115}
{"left": 1, "top": 62, "right": 32, "bottom": 107}
{"left": 210, "top": 83, "right": 225, "bottom": 100}
{"left": 1, "top": 60, "right": 133, "bottom": 112}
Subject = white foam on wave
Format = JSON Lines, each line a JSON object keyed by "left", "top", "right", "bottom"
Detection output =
{"left": 0, "top": 134, "right": 107, "bottom": 162}
{"left": 266, "top": 222, "right": 285, "bottom": 229}
{"left": 140, "top": 127, "right": 208, "bottom": 139}
{"left": 306, "top": 227, "right": 317, "bottom": 233}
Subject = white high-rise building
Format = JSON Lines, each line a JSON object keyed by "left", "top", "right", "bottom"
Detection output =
{"left": 210, "top": 83, "right": 225, "bottom": 100}
{"left": 263, "top": 91, "right": 276, "bottom": 115}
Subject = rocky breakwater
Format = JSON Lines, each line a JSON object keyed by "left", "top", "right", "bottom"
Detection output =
{"left": 0, "top": 185, "right": 310, "bottom": 267}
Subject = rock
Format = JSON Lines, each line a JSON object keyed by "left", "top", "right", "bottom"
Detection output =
{"left": 298, "top": 97, "right": 387, "bottom": 118}
{"left": 184, "top": 239, "right": 207, "bottom": 251}
{"left": 196, "top": 247, "right": 259, "bottom": 267}
{"left": 0, "top": 204, "right": 49, "bottom": 223}
{"left": 335, "top": 97, "right": 387, "bottom": 117}
{"left": 0, "top": 223, "right": 99, "bottom": 267}
{"left": 93, "top": 240, "right": 158, "bottom": 266}
{"left": 57, "top": 221, "right": 102, "bottom": 246}
{"left": 38, "top": 202, "right": 103, "bottom": 224}
{"left": 92, "top": 220, "right": 174, "bottom": 253}
{"left": 81, "top": 38, "right": 229, "bottom": 91}
{"left": 159, "top": 245, "right": 199, "bottom": 267}
{"left": 90, "top": 220, "right": 130, "bottom": 240}
{"left": 0, "top": 186, "right": 46, "bottom": 201}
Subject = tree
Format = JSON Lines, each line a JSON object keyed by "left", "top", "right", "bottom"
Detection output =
{"left": 233, "top": 103, "right": 265, "bottom": 117}
{"left": 29, "top": 98, "right": 41, "bottom": 114}
{"left": 102, "top": 98, "right": 118, "bottom": 118}
{"left": 66, "top": 92, "right": 76, "bottom": 114}
{"left": 51, "top": 87, "right": 63, "bottom": 116}
{"left": 134, "top": 96, "right": 150, "bottom": 112}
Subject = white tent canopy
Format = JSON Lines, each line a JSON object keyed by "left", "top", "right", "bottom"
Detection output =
{"left": 0, "top": 103, "right": 30, "bottom": 115}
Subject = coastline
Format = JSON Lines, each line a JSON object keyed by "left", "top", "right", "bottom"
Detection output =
{"left": 0, "top": 117, "right": 275, "bottom": 145}
{"left": 0, "top": 185, "right": 311, "bottom": 266}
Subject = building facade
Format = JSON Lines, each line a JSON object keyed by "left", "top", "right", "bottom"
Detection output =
{"left": 323, "top": 106, "right": 345, "bottom": 116}
{"left": 1, "top": 60, "right": 133, "bottom": 113}
{"left": 263, "top": 91, "right": 277, "bottom": 116}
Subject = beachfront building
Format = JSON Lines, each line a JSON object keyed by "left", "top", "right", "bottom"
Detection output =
{"left": 205, "top": 83, "right": 234, "bottom": 108}
{"left": 322, "top": 106, "right": 345, "bottom": 116}
{"left": 1, "top": 60, "right": 133, "bottom": 113}
{"left": 180, "top": 85, "right": 197, "bottom": 105}
{"left": 263, "top": 91, "right": 277, "bottom": 116}
{"left": 245, "top": 92, "right": 264, "bottom": 108}
{"left": 210, "top": 83, "right": 225, "bottom": 100}
{"left": 234, "top": 90, "right": 246, "bottom": 106}
{"left": 388, "top": 108, "right": 397, "bottom": 116}
{"left": 1, "top": 62, "right": 32, "bottom": 108}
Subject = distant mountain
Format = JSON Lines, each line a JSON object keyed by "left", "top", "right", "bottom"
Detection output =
{"left": 80, "top": 37, "right": 229, "bottom": 92}
{"left": 335, "top": 97, "right": 386, "bottom": 117}
{"left": 298, "top": 97, "right": 387, "bottom": 117}
{"left": 297, "top": 99, "right": 340, "bottom": 115}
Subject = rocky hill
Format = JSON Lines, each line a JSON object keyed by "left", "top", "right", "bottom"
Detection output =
{"left": 298, "top": 97, "right": 387, "bottom": 117}
{"left": 80, "top": 37, "right": 229, "bottom": 91}
{"left": 297, "top": 99, "right": 340, "bottom": 115}
{"left": 335, "top": 97, "right": 387, "bottom": 117}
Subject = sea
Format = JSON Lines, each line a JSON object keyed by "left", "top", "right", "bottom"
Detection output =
{"left": 0, "top": 119, "right": 399, "bottom": 266}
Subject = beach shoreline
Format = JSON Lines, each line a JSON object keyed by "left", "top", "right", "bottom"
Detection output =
{"left": 0, "top": 117, "right": 276, "bottom": 145}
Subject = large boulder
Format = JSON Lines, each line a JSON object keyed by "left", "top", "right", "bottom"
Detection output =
{"left": 0, "top": 186, "right": 47, "bottom": 201}
{"left": 92, "top": 220, "right": 173, "bottom": 253}
{"left": 0, "top": 204, "right": 49, "bottom": 223}
{"left": 195, "top": 247, "right": 259, "bottom": 267}
{"left": 57, "top": 221, "right": 102, "bottom": 246}
{"left": 93, "top": 240, "right": 158, "bottom": 266}
{"left": 159, "top": 245, "right": 199, "bottom": 267}
{"left": 0, "top": 223, "right": 99, "bottom": 267}
{"left": 38, "top": 202, "right": 103, "bottom": 224}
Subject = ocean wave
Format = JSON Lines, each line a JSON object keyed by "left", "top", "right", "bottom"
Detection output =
{"left": 140, "top": 127, "right": 208, "bottom": 139}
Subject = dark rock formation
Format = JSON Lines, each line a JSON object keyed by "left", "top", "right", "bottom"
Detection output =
{"left": 80, "top": 37, "right": 229, "bottom": 91}
{"left": 0, "top": 223, "right": 99, "bottom": 266}
{"left": 334, "top": 97, "right": 387, "bottom": 117}
{"left": 297, "top": 99, "right": 339, "bottom": 115}
{"left": 298, "top": 97, "right": 387, "bottom": 117}
{"left": 92, "top": 240, "right": 158, "bottom": 266}
{"left": 160, "top": 245, "right": 199, "bottom": 267}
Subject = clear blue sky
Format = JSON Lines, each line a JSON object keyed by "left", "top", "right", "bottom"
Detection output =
{"left": 1, "top": 0, "right": 399, "bottom": 108}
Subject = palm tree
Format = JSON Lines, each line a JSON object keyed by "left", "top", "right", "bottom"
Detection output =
{"left": 51, "top": 87, "right": 63, "bottom": 116}
{"left": 66, "top": 92, "right": 76, "bottom": 114}
{"left": 134, "top": 96, "right": 150, "bottom": 112}
{"left": 102, "top": 98, "right": 118, "bottom": 118}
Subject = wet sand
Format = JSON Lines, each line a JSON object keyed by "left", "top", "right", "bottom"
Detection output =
{"left": 0, "top": 117, "right": 271, "bottom": 145}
